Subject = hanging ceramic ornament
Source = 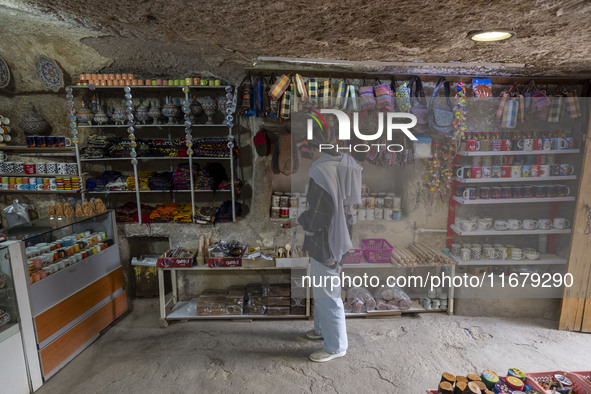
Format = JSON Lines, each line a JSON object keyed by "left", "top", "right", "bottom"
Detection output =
{"left": 35, "top": 56, "right": 64, "bottom": 92}
{"left": 0, "top": 57, "right": 10, "bottom": 89}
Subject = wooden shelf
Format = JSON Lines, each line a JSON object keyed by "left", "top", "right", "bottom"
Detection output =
{"left": 70, "top": 85, "right": 230, "bottom": 90}
{"left": 77, "top": 124, "right": 228, "bottom": 128}
{"left": 0, "top": 190, "right": 80, "bottom": 194}
{"left": 80, "top": 156, "right": 231, "bottom": 162}
{"left": 0, "top": 147, "right": 76, "bottom": 156}
{"left": 85, "top": 189, "right": 230, "bottom": 194}
{"left": 455, "top": 176, "right": 577, "bottom": 184}
{"left": 0, "top": 173, "right": 78, "bottom": 178}
{"left": 456, "top": 149, "right": 580, "bottom": 157}
{"left": 450, "top": 253, "right": 567, "bottom": 266}
{"left": 450, "top": 224, "right": 571, "bottom": 236}
{"left": 452, "top": 196, "right": 576, "bottom": 205}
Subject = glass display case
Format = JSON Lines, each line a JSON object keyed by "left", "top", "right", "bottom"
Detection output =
{"left": 0, "top": 241, "right": 43, "bottom": 393}
{"left": 0, "top": 243, "right": 19, "bottom": 338}
{"left": 3, "top": 211, "right": 127, "bottom": 380}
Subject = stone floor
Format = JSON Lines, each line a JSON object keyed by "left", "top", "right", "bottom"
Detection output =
{"left": 36, "top": 311, "right": 590, "bottom": 393}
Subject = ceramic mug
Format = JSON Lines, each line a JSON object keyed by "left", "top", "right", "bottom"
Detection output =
{"left": 511, "top": 165, "right": 521, "bottom": 178}
{"left": 484, "top": 247, "right": 499, "bottom": 260}
{"left": 480, "top": 140, "right": 491, "bottom": 151}
{"left": 521, "top": 165, "right": 531, "bottom": 177}
{"left": 507, "top": 218, "right": 522, "bottom": 230}
{"left": 557, "top": 184, "right": 570, "bottom": 197}
{"left": 496, "top": 247, "right": 508, "bottom": 260}
{"left": 550, "top": 164, "right": 561, "bottom": 176}
{"left": 546, "top": 185, "right": 557, "bottom": 198}
{"left": 471, "top": 248, "right": 482, "bottom": 260}
{"left": 472, "top": 167, "right": 482, "bottom": 179}
{"left": 46, "top": 162, "right": 58, "bottom": 174}
{"left": 477, "top": 219, "right": 493, "bottom": 230}
{"left": 451, "top": 244, "right": 462, "bottom": 256}
{"left": 539, "top": 164, "right": 550, "bottom": 177}
{"left": 511, "top": 185, "right": 523, "bottom": 199}
{"left": 518, "top": 139, "right": 534, "bottom": 151}
{"left": 501, "top": 166, "right": 511, "bottom": 178}
{"left": 459, "top": 220, "right": 477, "bottom": 232}
{"left": 511, "top": 248, "right": 526, "bottom": 260}
{"left": 479, "top": 187, "right": 491, "bottom": 200}
{"left": 538, "top": 218, "right": 552, "bottom": 230}
{"left": 530, "top": 164, "right": 540, "bottom": 177}
{"left": 482, "top": 166, "right": 492, "bottom": 179}
{"left": 523, "top": 219, "right": 538, "bottom": 230}
{"left": 66, "top": 163, "right": 78, "bottom": 175}
{"left": 456, "top": 166, "right": 472, "bottom": 179}
{"left": 533, "top": 185, "right": 545, "bottom": 198}
{"left": 463, "top": 187, "right": 477, "bottom": 200}
{"left": 460, "top": 248, "right": 472, "bottom": 262}
{"left": 553, "top": 218, "right": 571, "bottom": 229}
{"left": 466, "top": 140, "right": 480, "bottom": 152}
{"left": 560, "top": 164, "right": 575, "bottom": 176}
{"left": 551, "top": 138, "right": 567, "bottom": 150}
{"left": 491, "top": 186, "right": 502, "bottom": 199}
{"left": 492, "top": 166, "right": 502, "bottom": 178}
{"left": 494, "top": 220, "right": 509, "bottom": 231}
{"left": 56, "top": 136, "right": 72, "bottom": 147}
{"left": 542, "top": 138, "right": 552, "bottom": 150}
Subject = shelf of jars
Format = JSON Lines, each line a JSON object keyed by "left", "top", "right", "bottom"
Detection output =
{"left": 66, "top": 83, "right": 238, "bottom": 224}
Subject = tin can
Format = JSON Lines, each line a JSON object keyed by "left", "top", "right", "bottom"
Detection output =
{"left": 366, "top": 196, "right": 375, "bottom": 209}
{"left": 366, "top": 208, "right": 375, "bottom": 220}
{"left": 384, "top": 209, "right": 393, "bottom": 220}
{"left": 357, "top": 208, "right": 367, "bottom": 221}
{"left": 375, "top": 198, "right": 384, "bottom": 208}
{"left": 280, "top": 207, "right": 289, "bottom": 219}
{"left": 392, "top": 209, "right": 402, "bottom": 221}
{"left": 289, "top": 207, "right": 298, "bottom": 219}
{"left": 393, "top": 197, "right": 402, "bottom": 210}
{"left": 374, "top": 208, "right": 384, "bottom": 220}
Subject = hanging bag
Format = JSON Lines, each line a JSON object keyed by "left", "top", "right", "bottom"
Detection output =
{"left": 428, "top": 77, "right": 454, "bottom": 134}
{"left": 268, "top": 74, "right": 279, "bottom": 118}
{"left": 318, "top": 79, "right": 333, "bottom": 109}
{"left": 409, "top": 76, "right": 428, "bottom": 132}
{"left": 394, "top": 77, "right": 411, "bottom": 112}
{"left": 269, "top": 74, "right": 291, "bottom": 101}
{"left": 374, "top": 78, "right": 394, "bottom": 111}
{"left": 307, "top": 78, "right": 318, "bottom": 108}
{"left": 359, "top": 78, "right": 376, "bottom": 112}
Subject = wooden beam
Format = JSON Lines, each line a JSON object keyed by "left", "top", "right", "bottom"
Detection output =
{"left": 559, "top": 101, "right": 591, "bottom": 331}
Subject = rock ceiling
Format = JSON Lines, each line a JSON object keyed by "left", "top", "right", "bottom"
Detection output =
{"left": 1, "top": 0, "right": 590, "bottom": 92}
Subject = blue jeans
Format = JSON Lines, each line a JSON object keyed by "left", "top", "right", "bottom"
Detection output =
{"left": 310, "top": 258, "right": 348, "bottom": 354}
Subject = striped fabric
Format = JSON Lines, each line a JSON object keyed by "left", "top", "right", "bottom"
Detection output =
{"left": 334, "top": 80, "right": 346, "bottom": 108}
{"left": 518, "top": 94, "right": 525, "bottom": 122}
{"left": 348, "top": 85, "right": 359, "bottom": 111}
{"left": 359, "top": 86, "right": 376, "bottom": 111}
{"left": 280, "top": 87, "right": 291, "bottom": 119}
{"left": 308, "top": 78, "right": 318, "bottom": 108}
{"left": 291, "top": 79, "right": 298, "bottom": 113}
{"left": 318, "top": 80, "right": 332, "bottom": 108}
{"left": 269, "top": 74, "right": 291, "bottom": 100}
{"left": 532, "top": 91, "right": 550, "bottom": 109}
{"left": 501, "top": 97, "right": 518, "bottom": 128}
{"left": 496, "top": 92, "right": 510, "bottom": 119}
{"left": 374, "top": 83, "right": 394, "bottom": 111}
{"left": 547, "top": 95, "right": 563, "bottom": 123}
{"left": 294, "top": 74, "right": 308, "bottom": 99}
{"left": 565, "top": 91, "right": 581, "bottom": 118}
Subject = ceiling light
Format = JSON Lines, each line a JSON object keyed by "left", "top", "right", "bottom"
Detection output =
{"left": 468, "top": 30, "right": 515, "bottom": 42}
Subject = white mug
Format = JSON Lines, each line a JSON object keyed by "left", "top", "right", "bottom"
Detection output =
{"left": 484, "top": 247, "right": 499, "bottom": 260}
{"left": 539, "top": 165, "right": 550, "bottom": 178}
{"left": 511, "top": 248, "right": 526, "bottom": 260}
{"left": 459, "top": 220, "right": 477, "bottom": 232}
{"left": 507, "top": 219, "right": 522, "bottom": 230}
{"left": 496, "top": 247, "right": 508, "bottom": 260}
{"left": 553, "top": 218, "right": 571, "bottom": 229}
{"left": 477, "top": 219, "right": 493, "bottom": 230}
{"left": 494, "top": 220, "right": 509, "bottom": 231}
{"left": 538, "top": 218, "right": 552, "bottom": 230}
{"left": 460, "top": 248, "right": 472, "bottom": 262}
{"left": 523, "top": 219, "right": 538, "bottom": 230}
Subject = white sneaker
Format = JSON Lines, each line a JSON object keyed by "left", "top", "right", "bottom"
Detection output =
{"left": 309, "top": 349, "right": 346, "bottom": 363}
{"left": 305, "top": 330, "right": 323, "bottom": 340}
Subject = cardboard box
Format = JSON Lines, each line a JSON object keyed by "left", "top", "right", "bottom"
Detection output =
{"left": 157, "top": 249, "right": 196, "bottom": 268}
{"left": 207, "top": 256, "right": 242, "bottom": 267}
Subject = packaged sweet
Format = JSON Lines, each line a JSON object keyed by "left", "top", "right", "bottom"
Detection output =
{"left": 374, "top": 285, "right": 412, "bottom": 310}
{"left": 344, "top": 287, "right": 376, "bottom": 313}
{"left": 472, "top": 78, "right": 492, "bottom": 98}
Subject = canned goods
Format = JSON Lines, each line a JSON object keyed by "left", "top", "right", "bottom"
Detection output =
{"left": 280, "top": 207, "right": 289, "bottom": 219}
{"left": 392, "top": 209, "right": 402, "bottom": 221}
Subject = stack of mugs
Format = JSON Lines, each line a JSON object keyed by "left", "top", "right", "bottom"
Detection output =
{"left": 454, "top": 163, "right": 575, "bottom": 181}
{"left": 456, "top": 183, "right": 571, "bottom": 201}
{"left": 451, "top": 243, "right": 542, "bottom": 261}
{"left": 270, "top": 192, "right": 304, "bottom": 220}
{"left": 456, "top": 216, "right": 571, "bottom": 232}
{"left": 356, "top": 185, "right": 402, "bottom": 221}
{"left": 421, "top": 288, "right": 448, "bottom": 310}
{"left": 26, "top": 231, "right": 109, "bottom": 283}
{"left": 463, "top": 134, "right": 575, "bottom": 153}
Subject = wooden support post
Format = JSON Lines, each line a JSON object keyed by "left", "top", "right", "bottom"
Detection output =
{"left": 559, "top": 108, "right": 591, "bottom": 332}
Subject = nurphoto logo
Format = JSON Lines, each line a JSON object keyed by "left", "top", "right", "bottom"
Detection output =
{"left": 305, "top": 109, "right": 419, "bottom": 153}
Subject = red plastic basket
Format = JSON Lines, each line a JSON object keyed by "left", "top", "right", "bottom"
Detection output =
{"left": 342, "top": 249, "right": 364, "bottom": 264}
{"left": 526, "top": 371, "right": 591, "bottom": 393}
{"left": 360, "top": 239, "right": 394, "bottom": 263}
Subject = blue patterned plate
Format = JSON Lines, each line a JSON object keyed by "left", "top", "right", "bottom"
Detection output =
{"left": 35, "top": 56, "right": 64, "bottom": 91}
{"left": 0, "top": 57, "right": 10, "bottom": 88}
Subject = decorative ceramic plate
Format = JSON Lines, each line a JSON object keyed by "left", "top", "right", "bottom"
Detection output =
{"left": 35, "top": 56, "right": 64, "bottom": 91}
{"left": 0, "top": 57, "right": 10, "bottom": 88}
